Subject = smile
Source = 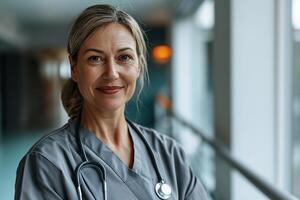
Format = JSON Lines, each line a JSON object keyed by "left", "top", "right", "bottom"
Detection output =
{"left": 97, "top": 86, "right": 124, "bottom": 95}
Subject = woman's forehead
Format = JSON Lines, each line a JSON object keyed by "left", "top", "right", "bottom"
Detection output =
{"left": 80, "top": 23, "right": 137, "bottom": 53}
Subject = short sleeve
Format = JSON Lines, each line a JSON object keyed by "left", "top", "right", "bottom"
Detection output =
{"left": 173, "top": 144, "right": 209, "bottom": 200}
{"left": 14, "top": 152, "right": 65, "bottom": 200}
{"left": 184, "top": 167, "right": 209, "bottom": 200}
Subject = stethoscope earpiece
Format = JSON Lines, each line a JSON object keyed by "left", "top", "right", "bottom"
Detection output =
{"left": 155, "top": 180, "right": 172, "bottom": 199}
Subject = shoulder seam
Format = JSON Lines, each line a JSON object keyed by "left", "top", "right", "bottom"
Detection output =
{"left": 29, "top": 123, "right": 71, "bottom": 153}
{"left": 29, "top": 151, "right": 62, "bottom": 172}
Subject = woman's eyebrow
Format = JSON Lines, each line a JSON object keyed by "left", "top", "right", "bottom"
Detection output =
{"left": 117, "top": 47, "right": 134, "bottom": 52}
{"left": 84, "top": 47, "right": 134, "bottom": 54}
{"left": 84, "top": 48, "right": 104, "bottom": 54}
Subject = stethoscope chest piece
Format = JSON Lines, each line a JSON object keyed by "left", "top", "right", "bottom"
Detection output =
{"left": 155, "top": 180, "right": 172, "bottom": 199}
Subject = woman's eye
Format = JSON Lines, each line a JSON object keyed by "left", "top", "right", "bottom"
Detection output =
{"left": 88, "top": 56, "right": 103, "bottom": 63}
{"left": 118, "top": 55, "right": 133, "bottom": 62}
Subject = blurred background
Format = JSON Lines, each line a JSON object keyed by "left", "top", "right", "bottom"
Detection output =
{"left": 0, "top": 0, "right": 299, "bottom": 199}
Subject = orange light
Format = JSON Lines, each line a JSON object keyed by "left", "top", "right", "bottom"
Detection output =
{"left": 152, "top": 45, "right": 172, "bottom": 64}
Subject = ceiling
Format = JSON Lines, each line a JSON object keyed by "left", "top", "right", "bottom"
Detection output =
{"left": 0, "top": 0, "right": 174, "bottom": 25}
{"left": 0, "top": 0, "right": 191, "bottom": 49}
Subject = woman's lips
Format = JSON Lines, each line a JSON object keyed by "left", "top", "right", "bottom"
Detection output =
{"left": 97, "top": 86, "right": 124, "bottom": 94}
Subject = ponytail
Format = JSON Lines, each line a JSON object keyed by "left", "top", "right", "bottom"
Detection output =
{"left": 61, "top": 79, "right": 83, "bottom": 119}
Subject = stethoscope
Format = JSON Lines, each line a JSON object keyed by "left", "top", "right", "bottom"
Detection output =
{"left": 74, "top": 118, "right": 172, "bottom": 200}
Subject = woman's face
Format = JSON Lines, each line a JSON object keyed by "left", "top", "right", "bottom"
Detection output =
{"left": 71, "top": 23, "right": 140, "bottom": 113}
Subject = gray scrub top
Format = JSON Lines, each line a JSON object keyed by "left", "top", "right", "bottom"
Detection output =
{"left": 15, "top": 119, "right": 208, "bottom": 200}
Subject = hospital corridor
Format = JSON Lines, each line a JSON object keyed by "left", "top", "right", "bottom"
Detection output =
{"left": 1, "top": 0, "right": 300, "bottom": 199}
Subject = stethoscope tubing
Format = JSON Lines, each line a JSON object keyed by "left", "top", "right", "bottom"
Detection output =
{"left": 75, "top": 161, "right": 107, "bottom": 200}
{"left": 125, "top": 119, "right": 164, "bottom": 181}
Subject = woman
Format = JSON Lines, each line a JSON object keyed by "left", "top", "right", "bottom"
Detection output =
{"left": 15, "top": 5, "right": 208, "bottom": 200}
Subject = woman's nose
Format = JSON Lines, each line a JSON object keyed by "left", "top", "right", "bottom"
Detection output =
{"left": 102, "top": 60, "right": 119, "bottom": 81}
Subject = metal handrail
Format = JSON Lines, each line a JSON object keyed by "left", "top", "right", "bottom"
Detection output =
{"left": 169, "top": 110, "right": 298, "bottom": 200}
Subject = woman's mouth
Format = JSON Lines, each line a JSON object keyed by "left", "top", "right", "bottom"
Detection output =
{"left": 97, "top": 86, "right": 124, "bottom": 95}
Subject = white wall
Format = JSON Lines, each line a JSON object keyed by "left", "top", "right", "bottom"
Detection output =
{"left": 231, "top": 0, "right": 275, "bottom": 199}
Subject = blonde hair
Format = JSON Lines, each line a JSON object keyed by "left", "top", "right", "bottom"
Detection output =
{"left": 61, "top": 4, "right": 148, "bottom": 118}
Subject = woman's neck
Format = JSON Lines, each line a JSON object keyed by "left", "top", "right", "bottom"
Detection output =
{"left": 80, "top": 103, "right": 128, "bottom": 147}
{"left": 80, "top": 103, "right": 134, "bottom": 168}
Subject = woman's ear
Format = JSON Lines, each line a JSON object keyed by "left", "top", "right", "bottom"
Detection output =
{"left": 69, "top": 55, "right": 78, "bottom": 82}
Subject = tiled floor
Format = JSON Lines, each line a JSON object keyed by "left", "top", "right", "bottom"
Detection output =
{"left": 0, "top": 131, "right": 44, "bottom": 200}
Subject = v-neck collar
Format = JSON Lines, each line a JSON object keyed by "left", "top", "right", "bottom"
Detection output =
{"left": 70, "top": 119, "right": 143, "bottom": 182}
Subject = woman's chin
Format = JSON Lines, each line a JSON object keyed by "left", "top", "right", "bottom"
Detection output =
{"left": 95, "top": 101, "right": 125, "bottom": 113}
